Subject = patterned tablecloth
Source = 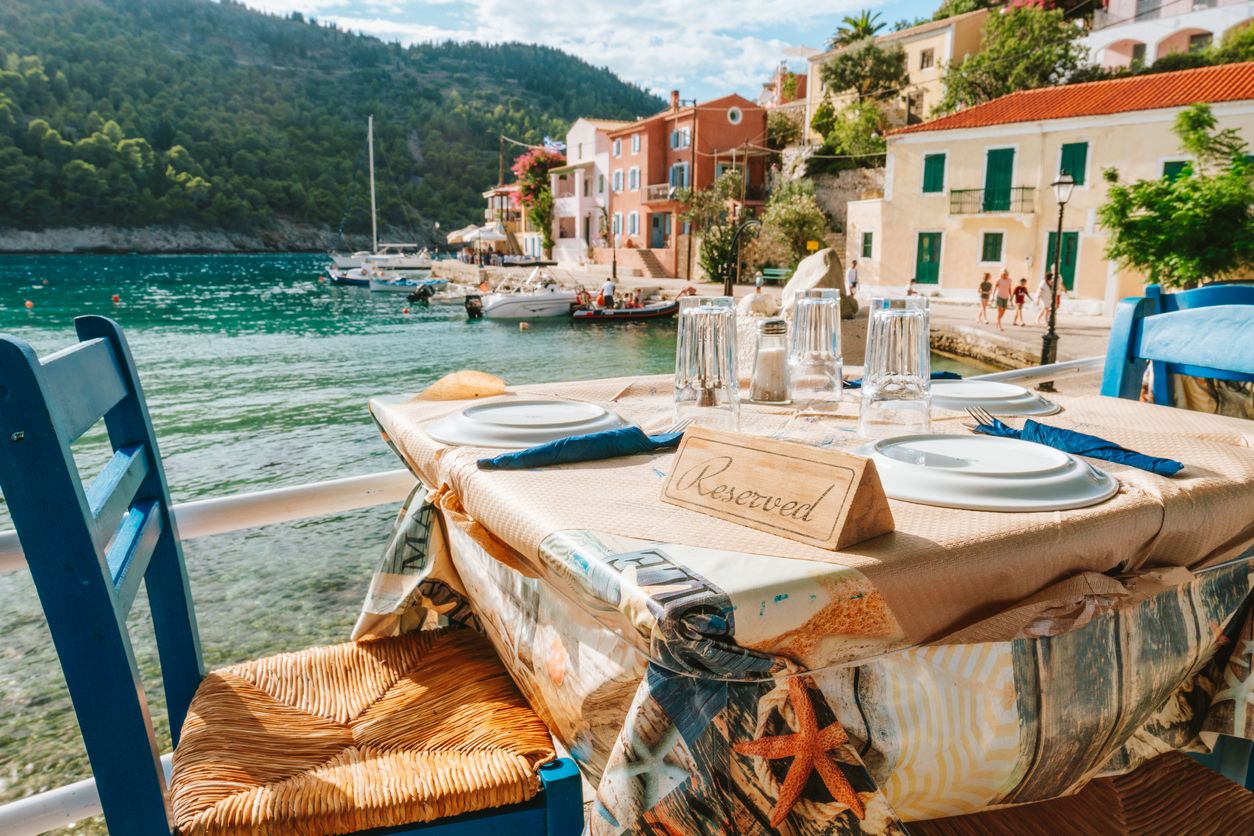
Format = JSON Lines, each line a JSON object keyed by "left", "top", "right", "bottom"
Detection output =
{"left": 357, "top": 375, "right": 1254, "bottom": 834}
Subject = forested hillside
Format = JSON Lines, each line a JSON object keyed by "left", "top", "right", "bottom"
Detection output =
{"left": 0, "top": 0, "right": 662, "bottom": 247}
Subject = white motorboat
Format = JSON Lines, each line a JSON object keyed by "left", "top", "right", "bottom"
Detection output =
{"left": 479, "top": 270, "right": 578, "bottom": 319}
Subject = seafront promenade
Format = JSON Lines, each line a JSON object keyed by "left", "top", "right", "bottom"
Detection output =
{"left": 434, "top": 261, "right": 1112, "bottom": 394}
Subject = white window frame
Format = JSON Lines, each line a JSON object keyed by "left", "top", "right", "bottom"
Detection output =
{"left": 669, "top": 162, "right": 689, "bottom": 189}
{"left": 631, "top": 134, "right": 641, "bottom": 153}
{"left": 670, "top": 127, "right": 691, "bottom": 149}
{"left": 628, "top": 211, "right": 639, "bottom": 236}
{"left": 978, "top": 229, "right": 1007, "bottom": 265}
{"left": 982, "top": 144, "right": 1019, "bottom": 193}
{"left": 1040, "top": 228, "right": 1084, "bottom": 293}
{"left": 612, "top": 138, "right": 622, "bottom": 157}
{"left": 612, "top": 169, "right": 623, "bottom": 192}
{"left": 597, "top": 173, "right": 605, "bottom": 194}
{"left": 727, "top": 106, "right": 742, "bottom": 125}
{"left": 628, "top": 166, "right": 640, "bottom": 190}
{"left": 919, "top": 48, "right": 934, "bottom": 70}
{"left": 913, "top": 229, "right": 946, "bottom": 287}
{"left": 860, "top": 230, "right": 874, "bottom": 261}
{"left": 612, "top": 212, "right": 622, "bottom": 236}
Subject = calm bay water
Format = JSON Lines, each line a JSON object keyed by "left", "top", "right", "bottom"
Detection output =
{"left": 0, "top": 253, "right": 978, "bottom": 822}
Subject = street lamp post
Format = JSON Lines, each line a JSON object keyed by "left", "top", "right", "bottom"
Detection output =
{"left": 1039, "top": 172, "right": 1075, "bottom": 391}
{"left": 724, "top": 218, "right": 761, "bottom": 297}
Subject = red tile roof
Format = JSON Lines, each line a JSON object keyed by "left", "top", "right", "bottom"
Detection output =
{"left": 890, "top": 62, "right": 1254, "bottom": 136}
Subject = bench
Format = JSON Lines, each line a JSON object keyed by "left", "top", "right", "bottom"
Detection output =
{"left": 760, "top": 268, "right": 791, "bottom": 285}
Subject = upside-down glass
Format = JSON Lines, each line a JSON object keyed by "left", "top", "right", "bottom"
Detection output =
{"left": 859, "top": 296, "right": 932, "bottom": 438}
{"left": 788, "top": 289, "right": 842, "bottom": 410}
{"left": 674, "top": 295, "right": 739, "bottom": 430}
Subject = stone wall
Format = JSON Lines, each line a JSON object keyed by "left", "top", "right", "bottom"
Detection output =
{"left": 810, "top": 168, "right": 886, "bottom": 232}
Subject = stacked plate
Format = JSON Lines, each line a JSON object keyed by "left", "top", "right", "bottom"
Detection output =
{"left": 857, "top": 434, "right": 1119, "bottom": 512}
{"left": 930, "top": 379, "right": 1061, "bottom": 416}
{"left": 424, "top": 399, "right": 628, "bottom": 448}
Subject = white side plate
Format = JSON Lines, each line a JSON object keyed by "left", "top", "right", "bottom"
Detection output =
{"left": 857, "top": 434, "right": 1118, "bottom": 512}
{"left": 931, "top": 380, "right": 1062, "bottom": 416}
{"left": 424, "top": 399, "right": 628, "bottom": 448}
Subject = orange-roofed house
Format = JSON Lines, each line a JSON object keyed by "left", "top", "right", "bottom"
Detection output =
{"left": 845, "top": 62, "right": 1254, "bottom": 312}
{"left": 597, "top": 91, "right": 769, "bottom": 279}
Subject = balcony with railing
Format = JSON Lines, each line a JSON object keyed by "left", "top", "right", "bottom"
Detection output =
{"left": 644, "top": 183, "right": 676, "bottom": 203}
{"left": 949, "top": 187, "right": 1036, "bottom": 214}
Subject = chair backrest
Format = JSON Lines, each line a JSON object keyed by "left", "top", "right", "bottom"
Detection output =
{"left": 0, "top": 316, "right": 203, "bottom": 834}
{"left": 1101, "top": 282, "right": 1254, "bottom": 405}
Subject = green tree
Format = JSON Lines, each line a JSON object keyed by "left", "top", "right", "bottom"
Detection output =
{"left": 678, "top": 171, "right": 748, "bottom": 283}
{"left": 931, "top": 0, "right": 1000, "bottom": 21}
{"left": 828, "top": 10, "right": 886, "bottom": 49}
{"left": 1098, "top": 104, "right": 1254, "bottom": 288}
{"left": 819, "top": 40, "right": 908, "bottom": 103}
{"left": 766, "top": 109, "right": 802, "bottom": 149}
{"left": 936, "top": 8, "right": 1090, "bottom": 114}
{"left": 748, "top": 179, "right": 830, "bottom": 270}
{"left": 824, "top": 100, "right": 886, "bottom": 159}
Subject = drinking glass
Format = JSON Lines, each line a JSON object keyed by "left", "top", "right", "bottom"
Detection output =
{"left": 859, "top": 296, "right": 931, "bottom": 438}
{"left": 674, "top": 296, "right": 739, "bottom": 430}
{"left": 788, "top": 289, "right": 842, "bottom": 410}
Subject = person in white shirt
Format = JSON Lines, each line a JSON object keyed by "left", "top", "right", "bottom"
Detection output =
{"left": 845, "top": 260, "right": 859, "bottom": 296}
{"left": 600, "top": 278, "right": 616, "bottom": 308}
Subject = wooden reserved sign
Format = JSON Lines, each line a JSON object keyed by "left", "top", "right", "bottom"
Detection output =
{"left": 661, "top": 426, "right": 894, "bottom": 550}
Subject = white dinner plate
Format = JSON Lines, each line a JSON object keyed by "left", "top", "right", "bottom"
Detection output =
{"left": 856, "top": 433, "right": 1118, "bottom": 512}
{"left": 931, "top": 380, "right": 1062, "bottom": 416}
{"left": 423, "top": 398, "right": 628, "bottom": 448}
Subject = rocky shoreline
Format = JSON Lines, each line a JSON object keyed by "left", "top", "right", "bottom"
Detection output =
{"left": 0, "top": 223, "right": 382, "bottom": 254}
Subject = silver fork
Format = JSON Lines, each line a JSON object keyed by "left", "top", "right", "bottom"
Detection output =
{"left": 653, "top": 417, "right": 693, "bottom": 437}
{"left": 963, "top": 406, "right": 999, "bottom": 433}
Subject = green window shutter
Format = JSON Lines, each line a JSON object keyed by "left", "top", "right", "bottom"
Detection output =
{"left": 981, "top": 232, "right": 1003, "bottom": 262}
{"left": 1060, "top": 142, "right": 1087, "bottom": 185}
{"left": 922, "top": 154, "right": 945, "bottom": 193}
{"left": 1163, "top": 160, "right": 1189, "bottom": 181}
{"left": 861, "top": 231, "right": 873, "bottom": 258}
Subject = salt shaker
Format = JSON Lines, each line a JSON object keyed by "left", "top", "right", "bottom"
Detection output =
{"left": 749, "top": 319, "right": 791, "bottom": 404}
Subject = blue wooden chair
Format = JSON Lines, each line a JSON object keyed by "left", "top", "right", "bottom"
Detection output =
{"left": 1102, "top": 282, "right": 1254, "bottom": 406}
{"left": 1102, "top": 282, "right": 1254, "bottom": 790}
{"left": 0, "top": 316, "right": 582, "bottom": 835}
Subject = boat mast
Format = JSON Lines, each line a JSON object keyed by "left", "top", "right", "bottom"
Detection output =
{"left": 368, "top": 114, "right": 378, "bottom": 253}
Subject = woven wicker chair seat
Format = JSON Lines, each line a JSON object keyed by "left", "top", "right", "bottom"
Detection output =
{"left": 171, "top": 629, "right": 556, "bottom": 836}
{"left": 911, "top": 751, "right": 1254, "bottom": 835}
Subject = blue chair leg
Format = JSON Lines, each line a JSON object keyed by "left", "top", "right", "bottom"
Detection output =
{"left": 1190, "top": 735, "right": 1254, "bottom": 789}
{"left": 539, "top": 758, "right": 584, "bottom": 835}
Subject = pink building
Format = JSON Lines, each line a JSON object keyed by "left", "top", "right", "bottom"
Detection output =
{"left": 1087, "top": 0, "right": 1254, "bottom": 68}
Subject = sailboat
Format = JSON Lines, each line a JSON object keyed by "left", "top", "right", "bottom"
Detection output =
{"left": 328, "top": 116, "right": 432, "bottom": 273}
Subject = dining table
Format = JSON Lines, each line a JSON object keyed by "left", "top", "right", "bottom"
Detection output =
{"left": 354, "top": 373, "right": 1254, "bottom": 834}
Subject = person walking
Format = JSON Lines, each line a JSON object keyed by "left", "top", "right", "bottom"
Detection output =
{"left": 993, "top": 269, "right": 1013, "bottom": 331}
{"left": 845, "top": 260, "right": 859, "bottom": 297}
{"left": 1012, "top": 278, "right": 1030, "bottom": 326}
{"left": 977, "top": 272, "right": 992, "bottom": 324}
{"left": 1035, "top": 272, "right": 1055, "bottom": 325}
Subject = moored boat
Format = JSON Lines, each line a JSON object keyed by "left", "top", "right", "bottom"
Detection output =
{"left": 572, "top": 299, "right": 678, "bottom": 321}
{"left": 368, "top": 274, "right": 440, "bottom": 293}
{"left": 328, "top": 266, "right": 369, "bottom": 287}
{"left": 478, "top": 269, "right": 579, "bottom": 319}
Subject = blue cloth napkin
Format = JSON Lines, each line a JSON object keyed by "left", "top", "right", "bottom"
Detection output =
{"left": 477, "top": 426, "right": 683, "bottom": 470}
{"left": 974, "top": 417, "right": 1184, "bottom": 477}
{"left": 843, "top": 370, "right": 963, "bottom": 390}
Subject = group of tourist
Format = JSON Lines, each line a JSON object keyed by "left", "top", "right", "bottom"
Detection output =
{"left": 978, "top": 269, "right": 1059, "bottom": 331}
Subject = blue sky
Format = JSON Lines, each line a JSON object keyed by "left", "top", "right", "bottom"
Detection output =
{"left": 242, "top": 1, "right": 945, "bottom": 102}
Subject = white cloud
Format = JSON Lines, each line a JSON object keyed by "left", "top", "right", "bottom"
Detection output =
{"left": 241, "top": 0, "right": 875, "bottom": 99}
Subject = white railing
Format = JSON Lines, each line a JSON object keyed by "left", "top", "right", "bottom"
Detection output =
{"left": 0, "top": 358, "right": 1108, "bottom": 831}
{"left": 0, "top": 468, "right": 416, "bottom": 573}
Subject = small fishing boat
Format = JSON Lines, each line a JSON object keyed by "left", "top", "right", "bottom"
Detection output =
{"left": 328, "top": 267, "right": 369, "bottom": 287}
{"left": 368, "top": 274, "right": 440, "bottom": 293}
{"left": 572, "top": 299, "right": 679, "bottom": 322}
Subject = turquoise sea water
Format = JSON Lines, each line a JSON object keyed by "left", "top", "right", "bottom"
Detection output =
{"left": 0, "top": 254, "right": 979, "bottom": 823}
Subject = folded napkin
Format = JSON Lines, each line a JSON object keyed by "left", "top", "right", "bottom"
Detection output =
{"left": 974, "top": 417, "right": 1184, "bottom": 476}
{"left": 477, "top": 426, "right": 684, "bottom": 470}
{"left": 843, "top": 370, "right": 963, "bottom": 390}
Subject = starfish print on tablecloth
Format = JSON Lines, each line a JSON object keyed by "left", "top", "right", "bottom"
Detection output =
{"left": 606, "top": 717, "right": 691, "bottom": 810}
{"left": 734, "top": 676, "right": 866, "bottom": 827}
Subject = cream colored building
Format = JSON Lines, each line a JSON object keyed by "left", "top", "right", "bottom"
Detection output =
{"left": 548, "top": 117, "right": 629, "bottom": 265}
{"left": 804, "top": 10, "right": 988, "bottom": 142}
{"left": 845, "top": 63, "right": 1254, "bottom": 312}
